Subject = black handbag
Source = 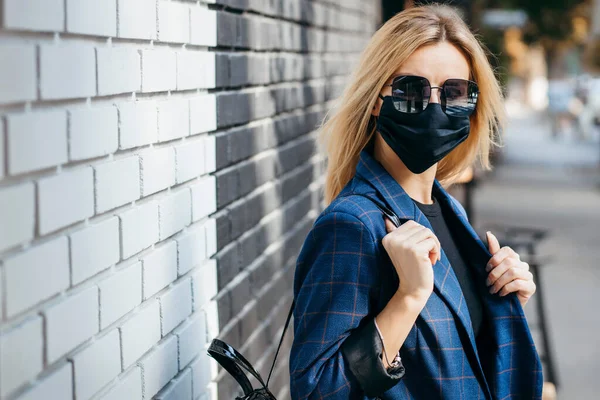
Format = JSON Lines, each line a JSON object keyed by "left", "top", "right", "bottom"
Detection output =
{"left": 207, "top": 193, "right": 402, "bottom": 399}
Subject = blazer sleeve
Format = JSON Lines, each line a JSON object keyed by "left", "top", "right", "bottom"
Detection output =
{"left": 289, "top": 211, "right": 405, "bottom": 399}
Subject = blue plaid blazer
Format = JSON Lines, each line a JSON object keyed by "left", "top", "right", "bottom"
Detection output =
{"left": 289, "top": 149, "right": 543, "bottom": 399}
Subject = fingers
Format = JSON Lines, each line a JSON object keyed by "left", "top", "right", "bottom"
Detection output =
{"left": 486, "top": 231, "right": 501, "bottom": 254}
{"left": 384, "top": 217, "right": 396, "bottom": 233}
{"left": 414, "top": 237, "right": 441, "bottom": 265}
{"left": 486, "top": 245, "right": 520, "bottom": 272}
{"left": 487, "top": 264, "right": 533, "bottom": 295}
{"left": 404, "top": 226, "right": 441, "bottom": 260}
{"left": 497, "top": 279, "right": 535, "bottom": 297}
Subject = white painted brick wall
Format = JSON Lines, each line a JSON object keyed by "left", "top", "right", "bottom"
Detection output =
{"left": 72, "top": 330, "right": 121, "bottom": 400}
{"left": 38, "top": 168, "right": 94, "bottom": 234}
{"left": 45, "top": 286, "right": 99, "bottom": 363}
{"left": 97, "top": 367, "right": 142, "bottom": 400}
{"left": 140, "top": 147, "right": 176, "bottom": 196}
{"left": 0, "top": 44, "right": 36, "bottom": 104}
{"left": 190, "top": 355, "right": 212, "bottom": 400}
{"left": 0, "top": 1, "right": 224, "bottom": 398}
{"left": 118, "top": 100, "right": 158, "bottom": 149}
{"left": 69, "top": 106, "right": 118, "bottom": 161}
{"left": 0, "top": 183, "right": 35, "bottom": 252}
{"left": 159, "top": 278, "right": 192, "bottom": 336}
{"left": 98, "top": 262, "right": 142, "bottom": 329}
{"left": 142, "top": 241, "right": 178, "bottom": 300}
{"left": 66, "top": 0, "right": 117, "bottom": 37}
{"left": 0, "top": 316, "right": 43, "bottom": 397}
{"left": 97, "top": 47, "right": 142, "bottom": 96}
{"left": 7, "top": 110, "right": 68, "bottom": 174}
{"left": 139, "top": 335, "right": 178, "bottom": 399}
{"left": 4, "top": 237, "right": 69, "bottom": 317}
{"left": 2, "top": 0, "right": 64, "bottom": 32}
{"left": 119, "top": 201, "right": 159, "bottom": 259}
{"left": 70, "top": 217, "right": 120, "bottom": 284}
{"left": 119, "top": 301, "right": 161, "bottom": 369}
{"left": 191, "top": 176, "right": 217, "bottom": 222}
{"left": 94, "top": 156, "right": 141, "bottom": 213}
{"left": 39, "top": 44, "right": 96, "bottom": 100}
{"left": 17, "top": 362, "right": 73, "bottom": 400}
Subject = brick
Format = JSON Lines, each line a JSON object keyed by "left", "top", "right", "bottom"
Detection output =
{"left": 69, "top": 106, "right": 118, "bottom": 161}
{"left": 139, "top": 336, "right": 178, "bottom": 399}
{"left": 0, "top": 121, "right": 4, "bottom": 179}
{"left": 190, "top": 354, "right": 211, "bottom": 399}
{"left": 70, "top": 217, "right": 120, "bottom": 285}
{"left": 119, "top": 301, "right": 161, "bottom": 368}
{"left": 94, "top": 156, "right": 140, "bottom": 213}
{"left": 190, "top": 7, "right": 217, "bottom": 46}
{"left": 190, "top": 95, "right": 217, "bottom": 135}
{"left": 191, "top": 176, "right": 216, "bottom": 222}
{"left": 140, "top": 147, "right": 176, "bottom": 196}
{"left": 117, "top": 0, "right": 156, "bottom": 39}
{"left": 4, "top": 237, "right": 69, "bottom": 317}
{"left": 158, "top": 1, "right": 190, "bottom": 43}
{"left": 0, "top": 44, "right": 36, "bottom": 104}
{"left": 159, "top": 278, "right": 192, "bottom": 336}
{"left": 40, "top": 44, "right": 96, "bottom": 100}
{"left": 45, "top": 286, "right": 99, "bottom": 363}
{"left": 175, "top": 140, "right": 205, "bottom": 184}
{"left": 157, "top": 99, "right": 190, "bottom": 142}
{"left": 0, "top": 316, "right": 43, "bottom": 397}
{"left": 177, "top": 227, "right": 207, "bottom": 276}
{"left": 177, "top": 51, "right": 215, "bottom": 90}
{"left": 3, "top": 0, "right": 64, "bottom": 32}
{"left": 72, "top": 330, "right": 121, "bottom": 400}
{"left": 17, "top": 362, "right": 72, "bottom": 400}
{"left": 118, "top": 101, "right": 158, "bottom": 149}
{"left": 175, "top": 314, "right": 205, "bottom": 369}
{"left": 66, "top": 0, "right": 117, "bottom": 36}
{"left": 192, "top": 260, "right": 217, "bottom": 312}
{"left": 142, "top": 241, "right": 177, "bottom": 299}
{"left": 159, "top": 189, "right": 192, "bottom": 240}
{"left": 7, "top": 110, "right": 68, "bottom": 174}
{"left": 97, "top": 367, "right": 142, "bottom": 400}
{"left": 97, "top": 47, "right": 141, "bottom": 96}
{"left": 155, "top": 368, "right": 192, "bottom": 400}
{"left": 0, "top": 183, "right": 35, "bottom": 252}
{"left": 119, "top": 201, "right": 159, "bottom": 259}
{"left": 141, "top": 50, "right": 176, "bottom": 92}
{"left": 204, "top": 135, "right": 216, "bottom": 173}
{"left": 99, "top": 262, "right": 142, "bottom": 329}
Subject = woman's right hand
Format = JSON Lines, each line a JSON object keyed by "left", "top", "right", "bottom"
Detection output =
{"left": 382, "top": 218, "right": 441, "bottom": 300}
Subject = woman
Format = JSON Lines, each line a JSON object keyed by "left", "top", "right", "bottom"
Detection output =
{"left": 289, "top": 4, "right": 542, "bottom": 400}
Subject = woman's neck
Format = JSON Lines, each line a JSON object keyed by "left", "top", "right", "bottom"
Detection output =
{"left": 372, "top": 133, "right": 437, "bottom": 205}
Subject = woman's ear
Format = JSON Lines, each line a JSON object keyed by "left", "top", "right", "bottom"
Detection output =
{"left": 371, "top": 96, "right": 382, "bottom": 117}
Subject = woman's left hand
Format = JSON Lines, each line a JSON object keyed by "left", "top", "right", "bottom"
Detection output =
{"left": 485, "top": 231, "right": 536, "bottom": 308}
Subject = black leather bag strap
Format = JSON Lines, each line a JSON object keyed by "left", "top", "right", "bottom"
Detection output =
{"left": 208, "top": 338, "right": 267, "bottom": 394}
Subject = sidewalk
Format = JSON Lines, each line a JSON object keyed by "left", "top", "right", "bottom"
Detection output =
{"left": 472, "top": 105, "right": 600, "bottom": 400}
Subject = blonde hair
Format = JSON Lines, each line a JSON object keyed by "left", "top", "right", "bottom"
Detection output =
{"left": 319, "top": 4, "right": 505, "bottom": 205}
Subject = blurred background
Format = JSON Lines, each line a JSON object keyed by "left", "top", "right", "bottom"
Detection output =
{"left": 0, "top": 0, "right": 598, "bottom": 400}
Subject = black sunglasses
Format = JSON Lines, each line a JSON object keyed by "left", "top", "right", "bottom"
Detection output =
{"left": 380, "top": 75, "right": 479, "bottom": 117}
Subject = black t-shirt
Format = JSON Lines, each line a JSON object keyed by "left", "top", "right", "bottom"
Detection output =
{"left": 413, "top": 196, "right": 483, "bottom": 338}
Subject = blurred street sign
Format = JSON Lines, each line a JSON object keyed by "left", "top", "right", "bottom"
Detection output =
{"left": 482, "top": 9, "right": 528, "bottom": 29}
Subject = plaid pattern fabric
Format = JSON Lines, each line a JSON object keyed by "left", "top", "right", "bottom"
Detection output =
{"left": 289, "top": 149, "right": 543, "bottom": 399}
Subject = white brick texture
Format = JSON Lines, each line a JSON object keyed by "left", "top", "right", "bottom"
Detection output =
{"left": 71, "top": 330, "right": 121, "bottom": 400}
{"left": 94, "top": 156, "right": 141, "bottom": 213}
{"left": 45, "top": 286, "right": 99, "bottom": 363}
{"left": 190, "top": 95, "right": 217, "bottom": 135}
{"left": 190, "top": 8, "right": 217, "bottom": 47}
{"left": 192, "top": 261, "right": 217, "bottom": 312}
{"left": 158, "top": 98, "right": 190, "bottom": 142}
{"left": 17, "top": 362, "right": 73, "bottom": 400}
{"left": 97, "top": 367, "right": 142, "bottom": 400}
{"left": 175, "top": 139, "right": 205, "bottom": 184}
{"left": 0, "top": 182, "right": 35, "bottom": 252}
{"left": 70, "top": 217, "right": 120, "bottom": 284}
{"left": 98, "top": 262, "right": 142, "bottom": 329}
{"left": 159, "top": 189, "right": 192, "bottom": 240}
{"left": 159, "top": 278, "right": 192, "bottom": 336}
{"left": 190, "top": 355, "right": 211, "bottom": 400}
{"left": 142, "top": 241, "right": 177, "bottom": 300}
{"left": 0, "top": 44, "right": 36, "bottom": 104}
{"left": 4, "top": 237, "right": 70, "bottom": 318}
{"left": 141, "top": 49, "right": 177, "bottom": 93}
{"left": 0, "top": 316, "right": 43, "bottom": 397}
{"left": 177, "top": 227, "right": 207, "bottom": 276}
{"left": 66, "top": 0, "right": 117, "bottom": 37}
{"left": 117, "top": 0, "right": 157, "bottom": 40}
{"left": 39, "top": 44, "right": 96, "bottom": 100}
{"left": 118, "top": 100, "right": 159, "bottom": 149}
{"left": 174, "top": 313, "right": 206, "bottom": 370}
{"left": 38, "top": 168, "right": 94, "bottom": 234}
{"left": 139, "top": 336, "right": 178, "bottom": 399}
{"left": 119, "top": 301, "right": 161, "bottom": 368}
{"left": 69, "top": 106, "right": 118, "bottom": 161}
{"left": 140, "top": 147, "right": 176, "bottom": 196}
{"left": 158, "top": 1, "right": 190, "bottom": 44}
{"left": 7, "top": 110, "right": 68, "bottom": 174}
{"left": 3, "top": 0, "right": 64, "bottom": 32}
{"left": 97, "top": 47, "right": 141, "bottom": 96}
{"left": 177, "top": 51, "right": 215, "bottom": 90}
{"left": 191, "top": 176, "right": 217, "bottom": 222}
{"left": 155, "top": 368, "right": 192, "bottom": 400}
{"left": 119, "top": 202, "right": 159, "bottom": 259}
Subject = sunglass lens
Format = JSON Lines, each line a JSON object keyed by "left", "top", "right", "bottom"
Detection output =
{"left": 443, "top": 79, "right": 478, "bottom": 117}
{"left": 391, "top": 76, "right": 430, "bottom": 113}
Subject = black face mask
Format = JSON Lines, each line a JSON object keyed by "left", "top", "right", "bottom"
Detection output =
{"left": 375, "top": 95, "right": 471, "bottom": 174}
